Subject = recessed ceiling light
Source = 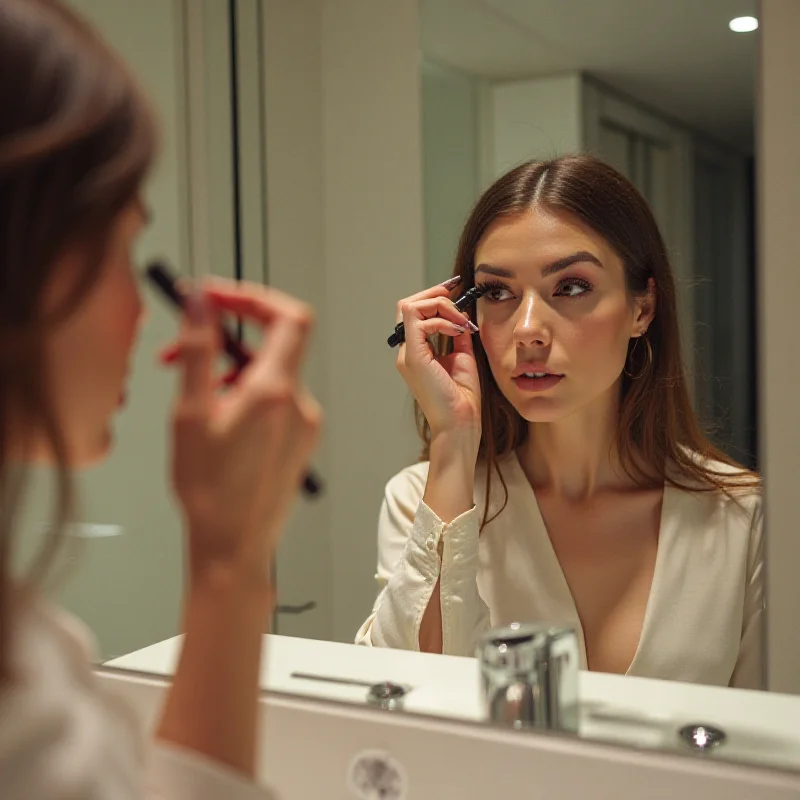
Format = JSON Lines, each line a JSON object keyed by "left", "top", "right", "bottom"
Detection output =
{"left": 729, "top": 16, "right": 758, "bottom": 33}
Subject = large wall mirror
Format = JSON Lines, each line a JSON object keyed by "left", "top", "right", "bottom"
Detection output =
{"left": 33, "top": 0, "right": 800, "bottom": 777}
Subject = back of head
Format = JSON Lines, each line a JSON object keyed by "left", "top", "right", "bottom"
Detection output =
{"left": 0, "top": 0, "right": 157, "bottom": 676}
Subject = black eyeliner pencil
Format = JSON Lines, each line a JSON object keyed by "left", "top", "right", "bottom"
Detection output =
{"left": 145, "top": 260, "right": 323, "bottom": 498}
{"left": 387, "top": 285, "right": 486, "bottom": 348}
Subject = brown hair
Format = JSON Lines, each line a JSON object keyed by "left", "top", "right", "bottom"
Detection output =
{"left": 0, "top": 0, "right": 157, "bottom": 676}
{"left": 416, "top": 155, "right": 758, "bottom": 527}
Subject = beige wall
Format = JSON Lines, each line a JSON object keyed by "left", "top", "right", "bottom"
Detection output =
{"left": 261, "top": 0, "right": 332, "bottom": 639}
{"left": 262, "top": 0, "right": 424, "bottom": 642}
{"left": 422, "top": 61, "right": 481, "bottom": 286}
{"left": 488, "top": 73, "right": 584, "bottom": 174}
{"left": 321, "top": 0, "right": 425, "bottom": 641}
{"left": 760, "top": 0, "right": 800, "bottom": 693}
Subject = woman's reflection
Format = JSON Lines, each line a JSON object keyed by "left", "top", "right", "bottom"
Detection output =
{"left": 357, "top": 155, "right": 762, "bottom": 690}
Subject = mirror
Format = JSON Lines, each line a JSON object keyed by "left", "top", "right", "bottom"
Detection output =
{"left": 405, "top": 0, "right": 761, "bottom": 681}
{"left": 37, "top": 0, "right": 800, "bottom": 777}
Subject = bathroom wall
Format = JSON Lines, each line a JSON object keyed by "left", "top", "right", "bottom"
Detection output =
{"left": 261, "top": 0, "right": 426, "bottom": 643}
{"left": 421, "top": 60, "right": 481, "bottom": 286}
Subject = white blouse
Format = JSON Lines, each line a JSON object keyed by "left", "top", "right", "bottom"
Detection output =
{"left": 356, "top": 454, "right": 764, "bottom": 689}
{"left": 0, "top": 596, "right": 274, "bottom": 800}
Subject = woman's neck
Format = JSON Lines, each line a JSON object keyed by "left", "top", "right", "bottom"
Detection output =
{"left": 517, "top": 385, "right": 628, "bottom": 500}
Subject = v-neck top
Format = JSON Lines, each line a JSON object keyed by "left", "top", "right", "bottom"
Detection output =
{"left": 355, "top": 454, "right": 764, "bottom": 689}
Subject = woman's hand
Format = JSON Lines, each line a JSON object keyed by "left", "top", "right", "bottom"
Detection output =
{"left": 396, "top": 278, "right": 484, "bottom": 653}
{"left": 163, "top": 279, "right": 322, "bottom": 589}
{"left": 396, "top": 278, "right": 482, "bottom": 449}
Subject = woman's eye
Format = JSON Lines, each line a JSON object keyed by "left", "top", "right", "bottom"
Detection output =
{"left": 481, "top": 285, "right": 514, "bottom": 302}
{"left": 555, "top": 279, "right": 592, "bottom": 298}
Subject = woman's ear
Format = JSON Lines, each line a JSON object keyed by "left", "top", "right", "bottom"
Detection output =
{"left": 632, "top": 277, "right": 657, "bottom": 333}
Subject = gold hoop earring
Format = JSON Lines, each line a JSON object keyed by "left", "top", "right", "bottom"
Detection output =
{"left": 624, "top": 334, "right": 652, "bottom": 380}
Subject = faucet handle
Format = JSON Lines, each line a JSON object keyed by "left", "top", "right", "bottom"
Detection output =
{"left": 477, "top": 623, "right": 579, "bottom": 733}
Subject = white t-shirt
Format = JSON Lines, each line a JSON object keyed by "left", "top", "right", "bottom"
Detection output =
{"left": 356, "top": 453, "right": 763, "bottom": 689}
{"left": 0, "top": 596, "right": 275, "bottom": 799}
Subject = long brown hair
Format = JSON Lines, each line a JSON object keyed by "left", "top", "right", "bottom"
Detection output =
{"left": 416, "top": 155, "right": 758, "bottom": 527}
{"left": 0, "top": 0, "right": 157, "bottom": 676}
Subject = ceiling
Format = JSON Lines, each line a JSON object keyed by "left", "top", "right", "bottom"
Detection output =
{"left": 420, "top": 0, "right": 758, "bottom": 151}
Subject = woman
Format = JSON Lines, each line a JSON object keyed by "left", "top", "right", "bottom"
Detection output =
{"left": 356, "top": 155, "right": 763, "bottom": 689}
{"left": 0, "top": 1, "right": 320, "bottom": 797}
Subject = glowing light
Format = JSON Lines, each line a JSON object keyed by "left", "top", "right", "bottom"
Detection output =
{"left": 729, "top": 16, "right": 758, "bottom": 33}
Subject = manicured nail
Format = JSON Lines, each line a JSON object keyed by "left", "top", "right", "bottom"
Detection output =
{"left": 441, "top": 275, "right": 462, "bottom": 289}
{"left": 465, "top": 320, "right": 480, "bottom": 333}
{"left": 453, "top": 325, "right": 466, "bottom": 335}
{"left": 186, "top": 289, "right": 208, "bottom": 324}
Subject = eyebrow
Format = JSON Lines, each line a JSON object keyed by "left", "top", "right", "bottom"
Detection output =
{"left": 475, "top": 250, "right": 604, "bottom": 279}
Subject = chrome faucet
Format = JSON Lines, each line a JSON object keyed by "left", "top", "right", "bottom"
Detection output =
{"left": 477, "top": 623, "right": 579, "bottom": 733}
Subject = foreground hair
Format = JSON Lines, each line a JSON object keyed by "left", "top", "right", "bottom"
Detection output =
{"left": 0, "top": 0, "right": 156, "bottom": 677}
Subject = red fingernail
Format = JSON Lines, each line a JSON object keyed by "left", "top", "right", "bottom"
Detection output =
{"left": 440, "top": 276, "right": 462, "bottom": 289}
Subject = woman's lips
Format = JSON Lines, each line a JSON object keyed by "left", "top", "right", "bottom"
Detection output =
{"left": 512, "top": 373, "right": 564, "bottom": 392}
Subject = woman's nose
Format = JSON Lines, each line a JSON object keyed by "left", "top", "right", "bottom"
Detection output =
{"left": 513, "top": 293, "right": 551, "bottom": 348}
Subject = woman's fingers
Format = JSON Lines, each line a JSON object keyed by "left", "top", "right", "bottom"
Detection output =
{"left": 451, "top": 320, "right": 477, "bottom": 357}
{"left": 415, "top": 318, "right": 471, "bottom": 339}
{"left": 239, "top": 304, "right": 314, "bottom": 397}
{"left": 396, "top": 318, "right": 475, "bottom": 375}
{"left": 400, "top": 296, "right": 477, "bottom": 354}
{"left": 204, "top": 280, "right": 306, "bottom": 327}
{"left": 296, "top": 389, "right": 324, "bottom": 451}
{"left": 395, "top": 275, "right": 462, "bottom": 323}
{"left": 162, "top": 343, "right": 239, "bottom": 390}
{"left": 168, "top": 280, "right": 315, "bottom": 429}
{"left": 213, "top": 311, "right": 315, "bottom": 435}
{"left": 216, "top": 368, "right": 239, "bottom": 389}
{"left": 159, "top": 342, "right": 180, "bottom": 365}
{"left": 160, "top": 279, "right": 316, "bottom": 410}
{"left": 174, "top": 291, "right": 218, "bottom": 420}
{"left": 203, "top": 280, "right": 315, "bottom": 381}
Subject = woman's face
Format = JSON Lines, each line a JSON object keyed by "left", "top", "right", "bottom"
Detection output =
{"left": 474, "top": 208, "right": 655, "bottom": 424}
{"left": 43, "top": 200, "right": 147, "bottom": 465}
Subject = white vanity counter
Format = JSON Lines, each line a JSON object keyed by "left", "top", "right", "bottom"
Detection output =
{"left": 107, "top": 633, "right": 800, "bottom": 773}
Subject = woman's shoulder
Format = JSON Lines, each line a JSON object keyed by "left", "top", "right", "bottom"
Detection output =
{"left": 668, "top": 451, "right": 762, "bottom": 522}
{"left": 10, "top": 591, "right": 98, "bottom": 672}
{"left": 0, "top": 594, "right": 145, "bottom": 796}
{"left": 384, "top": 460, "right": 430, "bottom": 502}
{"left": 672, "top": 450, "right": 760, "bottom": 484}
